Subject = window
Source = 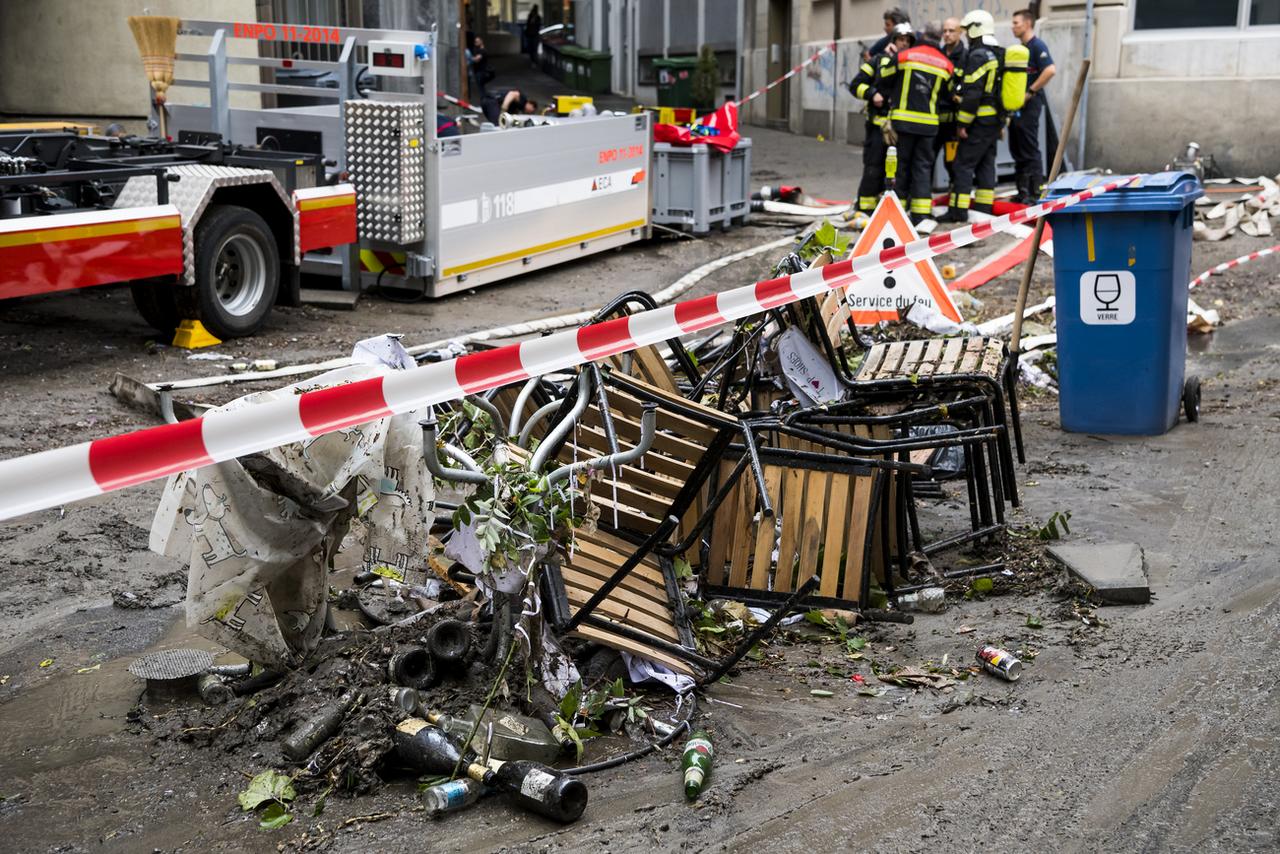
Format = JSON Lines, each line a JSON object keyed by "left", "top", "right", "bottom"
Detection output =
{"left": 1253, "top": 0, "right": 1280, "bottom": 25}
{"left": 1134, "top": 0, "right": 1280, "bottom": 29}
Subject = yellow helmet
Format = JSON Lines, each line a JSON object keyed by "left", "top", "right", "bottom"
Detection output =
{"left": 961, "top": 10, "right": 996, "bottom": 38}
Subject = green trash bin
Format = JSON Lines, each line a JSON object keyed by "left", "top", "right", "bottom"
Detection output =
{"left": 559, "top": 45, "right": 585, "bottom": 90}
{"left": 654, "top": 56, "right": 698, "bottom": 108}
{"left": 577, "top": 48, "right": 612, "bottom": 94}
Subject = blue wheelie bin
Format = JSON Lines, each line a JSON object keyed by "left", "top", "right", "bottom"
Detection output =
{"left": 1043, "top": 172, "right": 1204, "bottom": 435}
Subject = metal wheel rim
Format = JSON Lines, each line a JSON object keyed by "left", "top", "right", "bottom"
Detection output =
{"left": 213, "top": 233, "right": 267, "bottom": 317}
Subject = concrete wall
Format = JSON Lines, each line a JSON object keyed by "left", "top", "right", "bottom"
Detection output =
{"left": 0, "top": 0, "right": 261, "bottom": 119}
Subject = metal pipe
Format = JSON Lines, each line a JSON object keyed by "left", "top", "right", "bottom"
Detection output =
{"left": 507, "top": 376, "right": 542, "bottom": 439}
{"left": 518, "top": 399, "right": 563, "bottom": 449}
{"left": 465, "top": 393, "right": 507, "bottom": 438}
{"left": 547, "top": 402, "right": 657, "bottom": 486}
{"left": 420, "top": 414, "right": 488, "bottom": 485}
{"left": 530, "top": 371, "right": 593, "bottom": 472}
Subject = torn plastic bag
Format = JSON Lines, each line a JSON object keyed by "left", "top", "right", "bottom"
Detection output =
{"left": 150, "top": 358, "right": 436, "bottom": 670}
{"left": 908, "top": 425, "right": 965, "bottom": 478}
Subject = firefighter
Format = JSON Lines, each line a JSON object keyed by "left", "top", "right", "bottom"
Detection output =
{"left": 849, "top": 27, "right": 908, "bottom": 213}
{"left": 943, "top": 10, "right": 1003, "bottom": 223}
{"left": 882, "top": 21, "right": 954, "bottom": 225}
{"left": 935, "top": 17, "right": 967, "bottom": 204}
{"left": 1009, "top": 9, "right": 1057, "bottom": 203}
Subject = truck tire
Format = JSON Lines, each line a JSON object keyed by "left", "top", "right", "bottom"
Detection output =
{"left": 129, "top": 278, "right": 180, "bottom": 335}
{"left": 183, "top": 204, "right": 280, "bottom": 339}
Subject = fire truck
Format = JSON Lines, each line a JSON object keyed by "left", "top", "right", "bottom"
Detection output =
{"left": 0, "top": 130, "right": 355, "bottom": 340}
{"left": 0, "top": 19, "right": 652, "bottom": 340}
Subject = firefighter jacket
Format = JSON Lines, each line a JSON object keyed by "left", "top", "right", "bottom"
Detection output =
{"left": 849, "top": 53, "right": 894, "bottom": 127}
{"left": 939, "top": 42, "right": 967, "bottom": 122}
{"left": 884, "top": 44, "right": 954, "bottom": 135}
{"left": 956, "top": 41, "right": 1004, "bottom": 127}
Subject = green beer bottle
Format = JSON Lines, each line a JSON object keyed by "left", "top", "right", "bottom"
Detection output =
{"left": 681, "top": 730, "right": 714, "bottom": 800}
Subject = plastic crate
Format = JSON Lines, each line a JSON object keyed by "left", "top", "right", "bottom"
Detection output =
{"left": 652, "top": 138, "right": 752, "bottom": 234}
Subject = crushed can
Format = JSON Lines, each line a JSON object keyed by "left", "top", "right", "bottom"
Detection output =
{"left": 976, "top": 645, "right": 1022, "bottom": 681}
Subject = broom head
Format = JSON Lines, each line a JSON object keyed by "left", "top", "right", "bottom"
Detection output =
{"left": 127, "top": 16, "right": 180, "bottom": 100}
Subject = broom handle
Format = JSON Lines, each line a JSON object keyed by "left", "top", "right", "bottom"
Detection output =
{"left": 1010, "top": 58, "right": 1091, "bottom": 353}
{"left": 158, "top": 101, "right": 167, "bottom": 140}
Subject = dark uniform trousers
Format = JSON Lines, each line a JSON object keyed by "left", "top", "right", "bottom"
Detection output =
{"left": 951, "top": 121, "right": 1001, "bottom": 214}
{"left": 857, "top": 121, "right": 888, "bottom": 212}
{"left": 892, "top": 129, "right": 937, "bottom": 217}
{"left": 1008, "top": 90, "right": 1045, "bottom": 199}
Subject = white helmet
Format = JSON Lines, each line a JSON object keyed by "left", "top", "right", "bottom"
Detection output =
{"left": 961, "top": 10, "right": 996, "bottom": 38}
{"left": 891, "top": 22, "right": 916, "bottom": 43}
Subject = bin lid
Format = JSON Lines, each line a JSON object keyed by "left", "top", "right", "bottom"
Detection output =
{"left": 652, "top": 56, "right": 699, "bottom": 69}
{"left": 1044, "top": 171, "right": 1204, "bottom": 213}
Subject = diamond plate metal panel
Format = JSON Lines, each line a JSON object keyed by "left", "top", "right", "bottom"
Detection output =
{"left": 344, "top": 100, "right": 426, "bottom": 245}
{"left": 114, "top": 165, "right": 294, "bottom": 283}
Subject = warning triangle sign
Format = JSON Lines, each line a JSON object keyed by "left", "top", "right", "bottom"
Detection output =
{"left": 840, "top": 192, "right": 962, "bottom": 326}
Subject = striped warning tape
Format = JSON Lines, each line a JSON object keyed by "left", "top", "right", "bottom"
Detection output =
{"left": 1189, "top": 242, "right": 1279, "bottom": 289}
{"left": 735, "top": 43, "right": 836, "bottom": 108}
{"left": 0, "top": 175, "right": 1138, "bottom": 521}
{"left": 438, "top": 90, "right": 483, "bottom": 114}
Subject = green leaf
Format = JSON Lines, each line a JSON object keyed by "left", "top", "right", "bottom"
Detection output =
{"left": 970, "top": 577, "right": 994, "bottom": 595}
{"left": 238, "top": 770, "right": 296, "bottom": 812}
{"left": 259, "top": 802, "right": 293, "bottom": 830}
{"left": 846, "top": 636, "right": 868, "bottom": 651}
{"left": 673, "top": 557, "right": 693, "bottom": 580}
{"left": 609, "top": 677, "right": 625, "bottom": 698}
{"left": 1025, "top": 615, "right": 1044, "bottom": 630}
{"left": 558, "top": 681, "right": 583, "bottom": 722}
{"left": 810, "top": 689, "right": 834, "bottom": 697}
{"left": 804, "top": 610, "right": 831, "bottom": 628}
{"left": 746, "top": 643, "right": 765, "bottom": 661}
{"left": 813, "top": 220, "right": 837, "bottom": 248}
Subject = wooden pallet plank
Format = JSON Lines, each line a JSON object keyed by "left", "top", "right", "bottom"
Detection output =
{"left": 917, "top": 338, "right": 947, "bottom": 377}
{"left": 564, "top": 587, "right": 680, "bottom": 641}
{"left": 774, "top": 465, "right": 807, "bottom": 593}
{"left": 748, "top": 466, "right": 784, "bottom": 590}
{"left": 726, "top": 472, "right": 758, "bottom": 589}
{"left": 940, "top": 337, "right": 966, "bottom": 375}
{"left": 560, "top": 566, "right": 673, "bottom": 619}
{"left": 843, "top": 473, "right": 876, "bottom": 602}
{"left": 901, "top": 340, "right": 927, "bottom": 377}
{"left": 796, "top": 469, "right": 828, "bottom": 591}
{"left": 820, "top": 473, "right": 850, "bottom": 599}
{"left": 706, "top": 472, "right": 740, "bottom": 585}
{"left": 571, "top": 623, "right": 695, "bottom": 675}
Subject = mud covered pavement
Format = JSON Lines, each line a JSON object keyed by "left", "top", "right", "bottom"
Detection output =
{"left": 1, "top": 128, "right": 1279, "bottom": 852}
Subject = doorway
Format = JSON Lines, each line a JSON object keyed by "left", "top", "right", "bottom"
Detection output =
{"left": 766, "top": 0, "right": 790, "bottom": 126}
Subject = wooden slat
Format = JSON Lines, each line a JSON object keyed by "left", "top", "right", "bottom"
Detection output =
{"left": 748, "top": 466, "right": 783, "bottom": 590}
{"left": 900, "top": 340, "right": 927, "bottom": 377}
{"left": 774, "top": 466, "right": 807, "bottom": 593}
{"left": 917, "top": 338, "right": 947, "bottom": 377}
{"left": 564, "top": 587, "right": 680, "bottom": 641}
{"left": 630, "top": 346, "right": 681, "bottom": 395}
{"left": 939, "top": 337, "right": 966, "bottom": 375}
{"left": 562, "top": 541, "right": 668, "bottom": 590}
{"left": 565, "top": 424, "right": 695, "bottom": 481}
{"left": 601, "top": 389, "right": 720, "bottom": 444}
{"left": 959, "top": 337, "right": 984, "bottom": 373}
{"left": 568, "top": 531, "right": 668, "bottom": 585}
{"left": 609, "top": 373, "right": 739, "bottom": 429}
{"left": 726, "top": 472, "right": 757, "bottom": 589}
{"left": 588, "top": 494, "right": 660, "bottom": 535}
{"left": 796, "top": 470, "right": 828, "bottom": 590}
{"left": 572, "top": 623, "right": 695, "bottom": 675}
{"left": 580, "top": 408, "right": 708, "bottom": 462}
{"left": 819, "top": 474, "right": 850, "bottom": 599}
{"left": 860, "top": 343, "right": 887, "bottom": 378}
{"left": 843, "top": 473, "right": 876, "bottom": 601}
{"left": 872, "top": 342, "right": 907, "bottom": 379}
{"left": 979, "top": 339, "right": 1004, "bottom": 378}
{"left": 560, "top": 566, "right": 672, "bottom": 619}
{"left": 706, "top": 472, "right": 740, "bottom": 585}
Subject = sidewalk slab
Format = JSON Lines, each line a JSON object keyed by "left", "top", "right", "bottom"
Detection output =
{"left": 1047, "top": 542, "right": 1150, "bottom": 605}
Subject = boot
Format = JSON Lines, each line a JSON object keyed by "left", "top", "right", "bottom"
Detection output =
{"left": 1027, "top": 173, "right": 1045, "bottom": 204}
{"left": 941, "top": 207, "right": 969, "bottom": 224}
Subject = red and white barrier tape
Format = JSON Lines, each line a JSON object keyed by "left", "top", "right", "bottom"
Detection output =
{"left": 735, "top": 43, "right": 835, "bottom": 108}
{"left": 1189, "top": 243, "right": 1279, "bottom": 289}
{"left": 0, "top": 175, "right": 1137, "bottom": 521}
{"left": 438, "top": 90, "right": 483, "bottom": 114}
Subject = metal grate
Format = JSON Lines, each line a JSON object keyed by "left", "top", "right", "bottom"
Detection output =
{"left": 344, "top": 100, "right": 427, "bottom": 245}
{"left": 128, "top": 648, "right": 215, "bottom": 682}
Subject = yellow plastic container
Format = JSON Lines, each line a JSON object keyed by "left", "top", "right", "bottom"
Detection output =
{"left": 555, "top": 95, "right": 594, "bottom": 114}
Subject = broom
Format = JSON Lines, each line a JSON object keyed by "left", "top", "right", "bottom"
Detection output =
{"left": 127, "top": 15, "right": 180, "bottom": 139}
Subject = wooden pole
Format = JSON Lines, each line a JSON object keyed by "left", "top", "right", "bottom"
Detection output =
{"left": 1009, "top": 58, "right": 1091, "bottom": 353}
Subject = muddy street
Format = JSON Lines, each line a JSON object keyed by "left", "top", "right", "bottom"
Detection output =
{"left": 1, "top": 127, "right": 1279, "bottom": 853}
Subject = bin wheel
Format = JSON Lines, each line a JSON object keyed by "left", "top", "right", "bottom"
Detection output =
{"left": 1183, "top": 375, "right": 1201, "bottom": 423}
{"left": 180, "top": 204, "right": 279, "bottom": 339}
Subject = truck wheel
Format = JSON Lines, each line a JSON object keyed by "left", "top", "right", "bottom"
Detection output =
{"left": 129, "top": 278, "right": 180, "bottom": 334}
{"left": 1183, "top": 375, "right": 1201, "bottom": 423}
{"left": 185, "top": 204, "right": 279, "bottom": 339}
